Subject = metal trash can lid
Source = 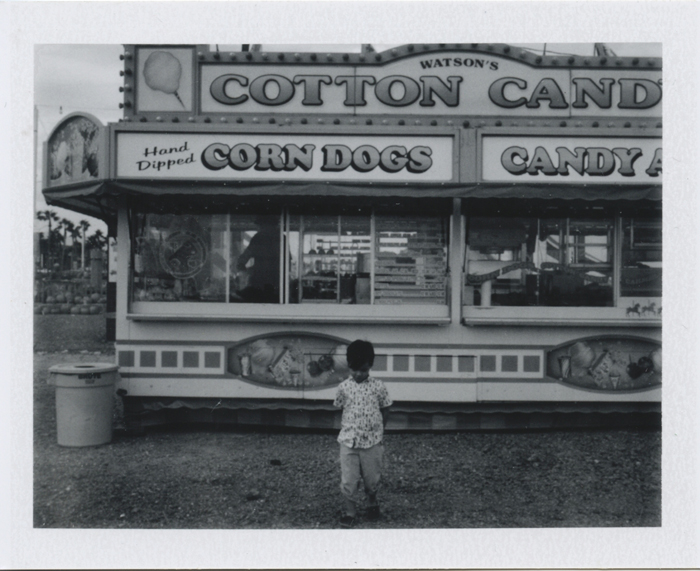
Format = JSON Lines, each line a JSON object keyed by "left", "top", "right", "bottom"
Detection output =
{"left": 49, "top": 363, "right": 119, "bottom": 374}
{"left": 49, "top": 363, "right": 119, "bottom": 388}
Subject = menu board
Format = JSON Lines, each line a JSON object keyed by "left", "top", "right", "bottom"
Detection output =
{"left": 374, "top": 218, "right": 447, "bottom": 305}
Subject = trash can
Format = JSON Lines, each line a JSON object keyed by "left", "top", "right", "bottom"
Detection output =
{"left": 48, "top": 363, "right": 120, "bottom": 447}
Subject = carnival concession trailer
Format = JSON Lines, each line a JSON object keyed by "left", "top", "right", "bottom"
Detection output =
{"left": 42, "top": 44, "right": 662, "bottom": 429}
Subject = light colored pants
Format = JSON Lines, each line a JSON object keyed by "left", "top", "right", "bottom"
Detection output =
{"left": 339, "top": 442, "right": 383, "bottom": 515}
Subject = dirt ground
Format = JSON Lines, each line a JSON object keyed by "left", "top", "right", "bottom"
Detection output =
{"left": 33, "top": 315, "right": 661, "bottom": 529}
{"left": 34, "top": 313, "right": 114, "bottom": 354}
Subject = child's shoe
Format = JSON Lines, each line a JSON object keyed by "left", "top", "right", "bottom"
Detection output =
{"left": 366, "top": 505, "right": 381, "bottom": 521}
{"left": 339, "top": 515, "right": 356, "bottom": 528}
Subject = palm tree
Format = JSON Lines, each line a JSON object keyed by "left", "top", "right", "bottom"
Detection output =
{"left": 79, "top": 219, "right": 91, "bottom": 269}
{"left": 50, "top": 228, "right": 65, "bottom": 264}
{"left": 59, "top": 218, "right": 76, "bottom": 272}
{"left": 85, "top": 229, "right": 108, "bottom": 291}
{"left": 44, "top": 228, "right": 65, "bottom": 274}
{"left": 68, "top": 224, "right": 82, "bottom": 270}
{"left": 36, "top": 209, "right": 59, "bottom": 269}
{"left": 86, "top": 229, "right": 108, "bottom": 252}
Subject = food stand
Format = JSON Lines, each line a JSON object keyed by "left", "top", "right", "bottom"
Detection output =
{"left": 42, "top": 44, "right": 661, "bottom": 429}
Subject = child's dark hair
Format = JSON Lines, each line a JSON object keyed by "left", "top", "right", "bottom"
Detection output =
{"left": 346, "top": 340, "right": 375, "bottom": 370}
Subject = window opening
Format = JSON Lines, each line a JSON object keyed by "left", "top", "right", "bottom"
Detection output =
{"left": 621, "top": 217, "right": 662, "bottom": 298}
{"left": 466, "top": 216, "right": 614, "bottom": 307}
{"left": 130, "top": 205, "right": 449, "bottom": 307}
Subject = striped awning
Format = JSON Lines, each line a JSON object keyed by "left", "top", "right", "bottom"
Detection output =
{"left": 43, "top": 179, "right": 661, "bottom": 224}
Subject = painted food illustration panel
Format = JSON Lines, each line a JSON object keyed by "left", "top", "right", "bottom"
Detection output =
{"left": 548, "top": 337, "right": 661, "bottom": 391}
{"left": 228, "top": 334, "right": 350, "bottom": 388}
{"left": 48, "top": 116, "right": 100, "bottom": 185}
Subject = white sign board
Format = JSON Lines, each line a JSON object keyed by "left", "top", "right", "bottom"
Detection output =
{"left": 197, "top": 55, "right": 661, "bottom": 118}
{"left": 481, "top": 135, "right": 661, "bottom": 183}
{"left": 116, "top": 132, "right": 456, "bottom": 182}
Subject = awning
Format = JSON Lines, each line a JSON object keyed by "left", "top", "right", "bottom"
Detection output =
{"left": 43, "top": 182, "right": 119, "bottom": 226}
{"left": 43, "top": 179, "right": 661, "bottom": 223}
{"left": 450, "top": 183, "right": 661, "bottom": 201}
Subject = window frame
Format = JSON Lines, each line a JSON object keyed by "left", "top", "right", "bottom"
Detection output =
{"left": 461, "top": 202, "right": 661, "bottom": 327}
{"left": 125, "top": 199, "right": 454, "bottom": 324}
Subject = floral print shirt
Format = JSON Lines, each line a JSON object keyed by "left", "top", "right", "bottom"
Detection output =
{"left": 333, "top": 377, "right": 392, "bottom": 449}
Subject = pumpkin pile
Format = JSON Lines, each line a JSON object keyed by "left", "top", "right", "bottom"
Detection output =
{"left": 35, "top": 292, "right": 107, "bottom": 315}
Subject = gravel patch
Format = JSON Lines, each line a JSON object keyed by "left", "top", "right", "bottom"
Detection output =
{"left": 34, "top": 314, "right": 114, "bottom": 354}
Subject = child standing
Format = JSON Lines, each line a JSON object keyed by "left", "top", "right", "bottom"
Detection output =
{"left": 333, "top": 340, "right": 392, "bottom": 528}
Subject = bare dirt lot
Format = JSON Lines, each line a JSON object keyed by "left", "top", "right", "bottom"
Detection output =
{"left": 34, "top": 315, "right": 661, "bottom": 529}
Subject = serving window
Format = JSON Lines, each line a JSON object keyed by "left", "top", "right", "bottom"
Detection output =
{"left": 132, "top": 212, "right": 229, "bottom": 303}
{"left": 287, "top": 211, "right": 372, "bottom": 304}
{"left": 467, "top": 216, "right": 614, "bottom": 307}
{"left": 463, "top": 201, "right": 661, "bottom": 319}
{"left": 621, "top": 217, "right": 662, "bottom": 298}
{"left": 128, "top": 198, "right": 451, "bottom": 319}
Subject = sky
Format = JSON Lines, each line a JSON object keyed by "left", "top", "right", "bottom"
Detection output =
{"left": 34, "top": 44, "right": 123, "bottom": 237}
{"left": 33, "top": 42, "right": 662, "bottom": 239}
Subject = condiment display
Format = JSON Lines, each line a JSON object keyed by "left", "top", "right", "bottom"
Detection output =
{"left": 374, "top": 218, "right": 447, "bottom": 305}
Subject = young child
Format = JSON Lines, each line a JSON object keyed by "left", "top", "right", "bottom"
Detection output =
{"left": 333, "top": 339, "right": 392, "bottom": 528}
